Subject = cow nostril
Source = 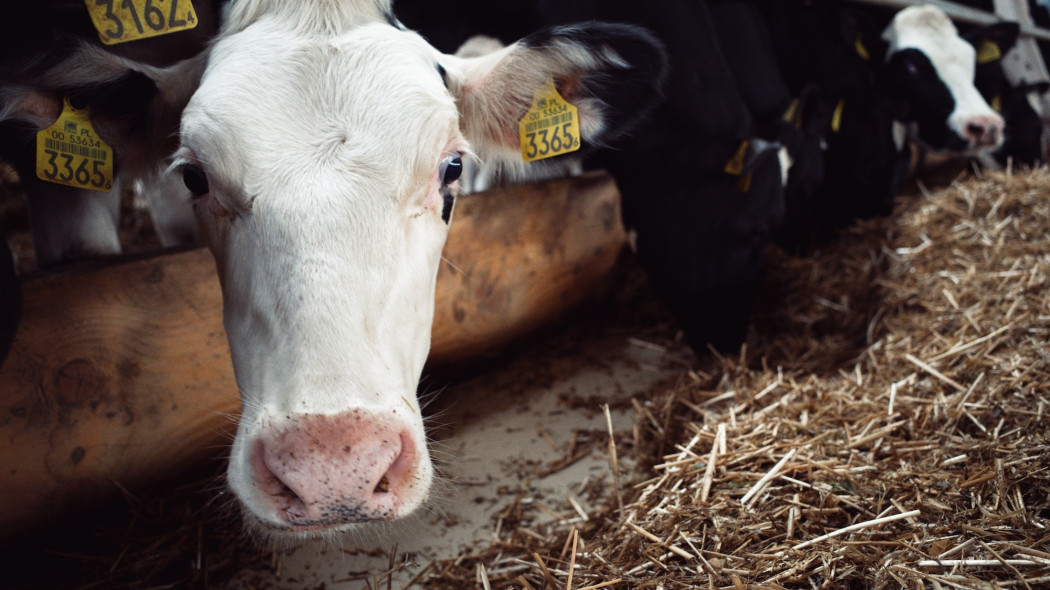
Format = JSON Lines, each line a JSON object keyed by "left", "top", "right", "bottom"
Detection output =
{"left": 271, "top": 476, "right": 309, "bottom": 518}
{"left": 966, "top": 122, "right": 987, "bottom": 138}
{"left": 375, "top": 474, "right": 391, "bottom": 494}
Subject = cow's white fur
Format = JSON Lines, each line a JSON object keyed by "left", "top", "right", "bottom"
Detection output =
{"left": 882, "top": 5, "right": 1003, "bottom": 153}
{"left": 179, "top": 0, "right": 634, "bottom": 536}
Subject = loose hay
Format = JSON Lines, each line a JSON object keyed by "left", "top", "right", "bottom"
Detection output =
{"left": 420, "top": 168, "right": 1050, "bottom": 589}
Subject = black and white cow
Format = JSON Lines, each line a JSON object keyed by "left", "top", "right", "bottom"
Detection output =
{"left": 965, "top": 20, "right": 1047, "bottom": 168}
{"left": 952, "top": 0, "right": 1048, "bottom": 168}
{"left": 0, "top": 1, "right": 225, "bottom": 266}
{"left": 760, "top": 1, "right": 1013, "bottom": 250}
{"left": 399, "top": 0, "right": 791, "bottom": 352}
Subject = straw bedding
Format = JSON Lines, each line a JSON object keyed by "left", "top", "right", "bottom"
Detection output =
{"left": 419, "top": 167, "right": 1050, "bottom": 589}
{"left": 6, "top": 167, "right": 1050, "bottom": 589}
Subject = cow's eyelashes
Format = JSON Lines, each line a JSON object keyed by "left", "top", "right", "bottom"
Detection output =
{"left": 439, "top": 153, "right": 463, "bottom": 186}
{"left": 182, "top": 163, "right": 210, "bottom": 197}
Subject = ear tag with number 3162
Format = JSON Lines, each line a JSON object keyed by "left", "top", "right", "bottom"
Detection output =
{"left": 519, "top": 77, "right": 581, "bottom": 163}
{"left": 84, "top": 0, "right": 199, "bottom": 45}
{"left": 36, "top": 97, "right": 114, "bottom": 192}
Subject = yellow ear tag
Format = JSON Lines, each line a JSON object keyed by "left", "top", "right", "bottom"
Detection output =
{"left": 782, "top": 98, "right": 800, "bottom": 125}
{"left": 991, "top": 93, "right": 1003, "bottom": 113}
{"left": 84, "top": 0, "right": 198, "bottom": 45}
{"left": 854, "top": 35, "right": 871, "bottom": 61}
{"left": 831, "top": 99, "right": 845, "bottom": 133}
{"left": 36, "top": 98, "right": 114, "bottom": 192}
{"left": 736, "top": 172, "right": 753, "bottom": 193}
{"left": 519, "top": 77, "right": 581, "bottom": 163}
{"left": 724, "top": 140, "right": 749, "bottom": 176}
{"left": 976, "top": 40, "right": 1002, "bottom": 65}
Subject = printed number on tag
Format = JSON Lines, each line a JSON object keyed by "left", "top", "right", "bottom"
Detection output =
{"left": 519, "top": 78, "right": 582, "bottom": 163}
{"left": 36, "top": 98, "right": 114, "bottom": 192}
{"left": 84, "top": 0, "right": 198, "bottom": 45}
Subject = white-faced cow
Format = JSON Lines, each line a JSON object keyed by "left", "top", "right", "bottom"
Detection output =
{"left": 170, "top": 0, "right": 666, "bottom": 535}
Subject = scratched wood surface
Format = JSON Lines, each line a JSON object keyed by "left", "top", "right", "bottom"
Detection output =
{"left": 0, "top": 171, "right": 625, "bottom": 536}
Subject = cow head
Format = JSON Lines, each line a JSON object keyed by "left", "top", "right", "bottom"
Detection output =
{"left": 175, "top": 0, "right": 665, "bottom": 537}
{"left": 879, "top": 5, "right": 1005, "bottom": 155}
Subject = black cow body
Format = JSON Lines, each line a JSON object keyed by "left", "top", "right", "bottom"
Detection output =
{"left": 758, "top": 0, "right": 912, "bottom": 250}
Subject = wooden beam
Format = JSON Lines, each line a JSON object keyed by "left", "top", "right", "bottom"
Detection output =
{"left": 0, "top": 171, "right": 625, "bottom": 536}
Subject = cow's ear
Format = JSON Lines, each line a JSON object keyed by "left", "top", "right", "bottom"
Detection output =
{"left": 1, "top": 44, "right": 206, "bottom": 171}
{"left": 838, "top": 9, "right": 885, "bottom": 63}
{"left": 448, "top": 22, "right": 667, "bottom": 173}
{"left": 964, "top": 21, "right": 1020, "bottom": 65}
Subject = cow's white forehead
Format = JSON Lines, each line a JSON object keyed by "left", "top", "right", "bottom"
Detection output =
{"left": 881, "top": 5, "right": 976, "bottom": 74}
{"left": 182, "top": 20, "right": 458, "bottom": 202}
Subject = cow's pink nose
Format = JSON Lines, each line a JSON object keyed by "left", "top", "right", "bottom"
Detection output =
{"left": 249, "top": 411, "right": 421, "bottom": 528}
{"left": 963, "top": 116, "right": 1003, "bottom": 149}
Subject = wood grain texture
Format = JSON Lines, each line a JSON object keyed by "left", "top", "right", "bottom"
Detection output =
{"left": 0, "top": 172, "right": 625, "bottom": 535}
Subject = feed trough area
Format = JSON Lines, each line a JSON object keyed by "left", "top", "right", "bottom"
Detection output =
{"left": 4, "top": 163, "right": 1049, "bottom": 589}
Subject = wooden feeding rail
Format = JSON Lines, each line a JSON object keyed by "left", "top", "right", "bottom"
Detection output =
{"left": 0, "top": 171, "right": 627, "bottom": 537}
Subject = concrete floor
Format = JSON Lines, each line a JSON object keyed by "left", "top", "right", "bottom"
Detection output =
{"left": 223, "top": 289, "right": 691, "bottom": 589}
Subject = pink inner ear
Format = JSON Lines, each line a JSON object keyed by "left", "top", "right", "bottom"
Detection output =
{"left": 555, "top": 75, "right": 583, "bottom": 103}
{"left": 16, "top": 89, "right": 62, "bottom": 126}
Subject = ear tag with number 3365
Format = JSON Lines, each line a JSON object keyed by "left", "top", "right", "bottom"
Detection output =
{"left": 519, "top": 77, "right": 581, "bottom": 163}
{"left": 83, "top": 0, "right": 198, "bottom": 45}
{"left": 36, "top": 98, "right": 114, "bottom": 192}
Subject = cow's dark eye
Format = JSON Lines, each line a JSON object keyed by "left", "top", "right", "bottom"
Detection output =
{"left": 439, "top": 153, "right": 462, "bottom": 185}
{"left": 182, "top": 164, "right": 210, "bottom": 196}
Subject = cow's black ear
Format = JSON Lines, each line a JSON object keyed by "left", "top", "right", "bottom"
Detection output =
{"left": 964, "top": 21, "right": 1020, "bottom": 65}
{"left": 450, "top": 21, "right": 668, "bottom": 173}
{"left": 838, "top": 8, "right": 885, "bottom": 63}
{"left": 516, "top": 22, "right": 670, "bottom": 146}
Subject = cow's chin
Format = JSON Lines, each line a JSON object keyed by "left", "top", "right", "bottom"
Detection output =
{"left": 234, "top": 499, "right": 427, "bottom": 548}
{"left": 920, "top": 126, "right": 1004, "bottom": 159}
{"left": 231, "top": 464, "right": 435, "bottom": 547}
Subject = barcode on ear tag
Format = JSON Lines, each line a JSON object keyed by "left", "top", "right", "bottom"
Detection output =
{"left": 84, "top": 0, "right": 198, "bottom": 45}
{"left": 519, "top": 77, "right": 581, "bottom": 163}
{"left": 36, "top": 98, "right": 114, "bottom": 192}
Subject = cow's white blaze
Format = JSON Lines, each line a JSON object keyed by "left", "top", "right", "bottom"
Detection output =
{"left": 882, "top": 5, "right": 1004, "bottom": 152}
